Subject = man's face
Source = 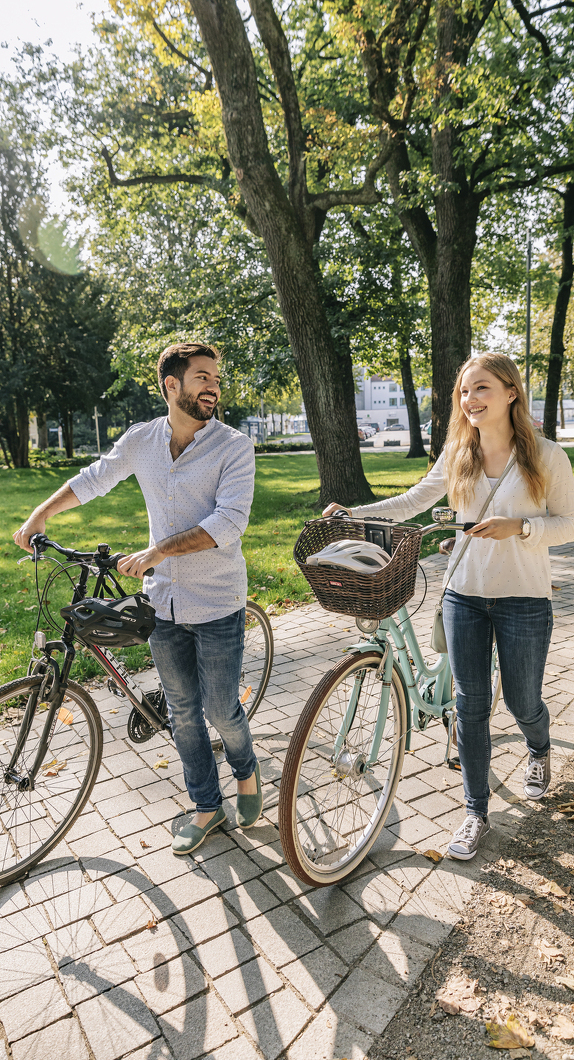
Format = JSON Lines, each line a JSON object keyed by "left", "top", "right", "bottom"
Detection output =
{"left": 168, "top": 355, "right": 221, "bottom": 421}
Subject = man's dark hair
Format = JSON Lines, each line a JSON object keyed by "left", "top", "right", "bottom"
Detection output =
{"left": 157, "top": 342, "right": 221, "bottom": 401}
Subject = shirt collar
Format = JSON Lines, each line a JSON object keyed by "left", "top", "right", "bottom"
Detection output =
{"left": 163, "top": 413, "right": 217, "bottom": 448}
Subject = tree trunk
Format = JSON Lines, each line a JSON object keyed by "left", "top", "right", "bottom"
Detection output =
{"left": 560, "top": 391, "right": 565, "bottom": 430}
{"left": 37, "top": 410, "right": 49, "bottom": 449}
{"left": 190, "top": 0, "right": 374, "bottom": 506}
{"left": 399, "top": 348, "right": 427, "bottom": 458}
{"left": 61, "top": 411, "right": 74, "bottom": 458}
{"left": 543, "top": 184, "right": 574, "bottom": 442}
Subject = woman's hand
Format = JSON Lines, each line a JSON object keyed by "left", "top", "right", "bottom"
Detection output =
{"left": 465, "top": 517, "right": 523, "bottom": 540}
{"left": 322, "top": 502, "right": 352, "bottom": 518}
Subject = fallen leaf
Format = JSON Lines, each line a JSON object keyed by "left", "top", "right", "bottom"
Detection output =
{"left": 57, "top": 707, "right": 74, "bottom": 725}
{"left": 421, "top": 849, "right": 443, "bottom": 863}
{"left": 436, "top": 974, "right": 483, "bottom": 1014}
{"left": 140, "top": 839, "right": 151, "bottom": 849}
{"left": 555, "top": 975, "right": 574, "bottom": 991}
{"left": 145, "top": 918, "right": 158, "bottom": 930}
{"left": 240, "top": 685, "right": 252, "bottom": 705}
{"left": 485, "top": 1014, "right": 535, "bottom": 1049}
{"left": 515, "top": 894, "right": 534, "bottom": 907}
{"left": 537, "top": 939, "right": 565, "bottom": 965}
{"left": 557, "top": 803, "right": 574, "bottom": 813}
{"left": 540, "top": 880, "right": 570, "bottom": 897}
{"left": 153, "top": 758, "right": 170, "bottom": 769}
{"left": 24, "top": 605, "right": 36, "bottom": 611}
{"left": 553, "top": 901, "right": 565, "bottom": 914}
{"left": 550, "top": 1014, "right": 574, "bottom": 1039}
{"left": 109, "top": 709, "right": 119, "bottom": 715}
{"left": 488, "top": 891, "right": 515, "bottom": 908}
{"left": 42, "top": 758, "right": 67, "bottom": 777}
{"left": 507, "top": 1050, "right": 531, "bottom": 1059}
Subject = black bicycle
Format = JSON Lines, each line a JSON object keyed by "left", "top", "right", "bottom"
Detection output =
{"left": 0, "top": 534, "right": 273, "bottom": 886}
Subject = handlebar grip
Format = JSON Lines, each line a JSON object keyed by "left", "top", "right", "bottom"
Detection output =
{"left": 143, "top": 568, "right": 154, "bottom": 577}
{"left": 332, "top": 509, "right": 351, "bottom": 518}
{"left": 463, "top": 522, "right": 477, "bottom": 532}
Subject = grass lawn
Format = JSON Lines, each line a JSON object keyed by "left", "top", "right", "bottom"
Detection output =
{"left": 1, "top": 448, "right": 572, "bottom": 685}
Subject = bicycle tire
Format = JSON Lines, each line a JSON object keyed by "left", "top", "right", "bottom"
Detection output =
{"left": 210, "top": 601, "right": 274, "bottom": 751}
{"left": 0, "top": 676, "right": 103, "bottom": 886}
{"left": 279, "top": 651, "right": 408, "bottom": 886}
{"left": 490, "top": 640, "right": 502, "bottom": 719}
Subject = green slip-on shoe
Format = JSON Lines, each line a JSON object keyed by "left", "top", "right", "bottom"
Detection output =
{"left": 171, "top": 805, "right": 227, "bottom": 856}
{"left": 236, "top": 761, "right": 263, "bottom": 829}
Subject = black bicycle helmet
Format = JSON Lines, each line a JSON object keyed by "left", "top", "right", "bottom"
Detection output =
{"left": 61, "top": 594, "right": 156, "bottom": 647}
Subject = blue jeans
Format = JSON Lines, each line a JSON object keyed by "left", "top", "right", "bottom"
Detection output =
{"left": 442, "top": 590, "right": 552, "bottom": 818}
{"left": 149, "top": 608, "right": 257, "bottom": 812}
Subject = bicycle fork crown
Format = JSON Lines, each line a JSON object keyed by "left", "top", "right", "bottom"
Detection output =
{"left": 332, "top": 748, "right": 368, "bottom": 780}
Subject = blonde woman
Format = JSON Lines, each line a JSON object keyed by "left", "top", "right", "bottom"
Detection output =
{"left": 324, "top": 354, "right": 574, "bottom": 860}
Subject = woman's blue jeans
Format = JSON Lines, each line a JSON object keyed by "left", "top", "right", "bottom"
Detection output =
{"left": 149, "top": 608, "right": 257, "bottom": 812}
{"left": 442, "top": 590, "right": 552, "bottom": 818}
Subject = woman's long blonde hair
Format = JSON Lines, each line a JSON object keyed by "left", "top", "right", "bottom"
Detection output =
{"left": 443, "top": 354, "right": 546, "bottom": 509}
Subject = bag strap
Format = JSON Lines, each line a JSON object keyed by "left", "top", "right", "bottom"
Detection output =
{"left": 437, "top": 454, "right": 517, "bottom": 607}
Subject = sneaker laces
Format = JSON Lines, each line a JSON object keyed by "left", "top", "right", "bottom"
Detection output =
{"left": 526, "top": 756, "right": 546, "bottom": 783}
{"left": 453, "top": 815, "right": 483, "bottom": 843}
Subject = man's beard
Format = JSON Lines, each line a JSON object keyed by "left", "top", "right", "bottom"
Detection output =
{"left": 176, "top": 389, "right": 216, "bottom": 421}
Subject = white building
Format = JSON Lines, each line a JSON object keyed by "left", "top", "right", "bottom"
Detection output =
{"left": 355, "top": 369, "right": 431, "bottom": 427}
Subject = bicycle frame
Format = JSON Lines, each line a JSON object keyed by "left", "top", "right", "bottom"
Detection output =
{"left": 10, "top": 542, "right": 169, "bottom": 791}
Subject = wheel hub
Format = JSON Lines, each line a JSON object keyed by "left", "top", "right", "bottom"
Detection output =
{"left": 332, "top": 748, "right": 367, "bottom": 780}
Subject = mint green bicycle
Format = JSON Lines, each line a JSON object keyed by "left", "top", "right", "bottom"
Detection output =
{"left": 278, "top": 509, "right": 501, "bottom": 886}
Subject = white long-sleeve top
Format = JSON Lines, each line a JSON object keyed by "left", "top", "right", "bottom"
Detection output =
{"left": 350, "top": 438, "right": 574, "bottom": 599}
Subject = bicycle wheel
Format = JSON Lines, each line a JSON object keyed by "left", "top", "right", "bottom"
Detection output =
{"left": 210, "top": 601, "right": 274, "bottom": 751}
{"left": 279, "top": 651, "right": 408, "bottom": 886}
{"left": 0, "top": 676, "right": 103, "bottom": 886}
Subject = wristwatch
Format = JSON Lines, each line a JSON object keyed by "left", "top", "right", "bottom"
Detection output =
{"left": 519, "top": 518, "right": 532, "bottom": 538}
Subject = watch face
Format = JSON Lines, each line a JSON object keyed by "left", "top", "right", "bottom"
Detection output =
{"left": 522, "top": 519, "right": 531, "bottom": 537}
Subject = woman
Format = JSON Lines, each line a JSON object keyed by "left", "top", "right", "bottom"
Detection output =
{"left": 324, "top": 354, "right": 574, "bottom": 860}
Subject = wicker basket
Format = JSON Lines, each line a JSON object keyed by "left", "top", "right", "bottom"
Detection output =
{"left": 294, "top": 517, "right": 423, "bottom": 620}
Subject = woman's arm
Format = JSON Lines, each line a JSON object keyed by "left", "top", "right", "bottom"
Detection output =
{"left": 338, "top": 454, "right": 449, "bottom": 521}
{"left": 520, "top": 444, "right": 574, "bottom": 549}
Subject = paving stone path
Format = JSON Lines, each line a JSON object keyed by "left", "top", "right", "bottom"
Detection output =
{"left": 1, "top": 544, "right": 574, "bottom": 1060}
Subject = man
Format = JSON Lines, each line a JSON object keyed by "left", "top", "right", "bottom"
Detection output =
{"left": 14, "top": 341, "right": 262, "bottom": 854}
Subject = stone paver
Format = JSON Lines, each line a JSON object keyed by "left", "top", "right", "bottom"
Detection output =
{"left": 1, "top": 543, "right": 573, "bottom": 1060}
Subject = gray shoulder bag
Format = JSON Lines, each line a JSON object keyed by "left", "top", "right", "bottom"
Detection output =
{"left": 430, "top": 456, "right": 517, "bottom": 653}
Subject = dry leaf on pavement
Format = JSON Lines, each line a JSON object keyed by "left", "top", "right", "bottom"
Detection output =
{"left": 555, "top": 975, "right": 574, "bottom": 991}
{"left": 145, "top": 917, "right": 158, "bottom": 930}
{"left": 421, "top": 849, "right": 443, "bottom": 862}
{"left": 436, "top": 975, "right": 483, "bottom": 1014}
{"left": 485, "top": 1015, "right": 535, "bottom": 1049}
{"left": 540, "top": 880, "right": 570, "bottom": 897}
{"left": 153, "top": 758, "right": 170, "bottom": 769}
{"left": 507, "top": 1049, "right": 531, "bottom": 1058}
{"left": 537, "top": 939, "right": 566, "bottom": 965}
{"left": 549, "top": 1014, "right": 574, "bottom": 1039}
{"left": 140, "top": 839, "right": 151, "bottom": 849}
{"left": 515, "top": 894, "right": 534, "bottom": 907}
{"left": 42, "top": 758, "right": 67, "bottom": 777}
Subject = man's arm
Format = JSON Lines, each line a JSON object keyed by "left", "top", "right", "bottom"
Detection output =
{"left": 13, "top": 484, "right": 81, "bottom": 553}
{"left": 116, "top": 525, "right": 216, "bottom": 579}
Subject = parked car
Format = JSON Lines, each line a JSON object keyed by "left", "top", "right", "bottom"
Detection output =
{"left": 358, "top": 423, "right": 375, "bottom": 437}
{"left": 383, "top": 423, "right": 406, "bottom": 431}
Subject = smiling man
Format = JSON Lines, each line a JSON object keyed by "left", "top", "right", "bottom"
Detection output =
{"left": 13, "top": 341, "right": 262, "bottom": 854}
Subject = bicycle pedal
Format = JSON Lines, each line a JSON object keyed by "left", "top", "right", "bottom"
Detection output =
{"left": 447, "top": 756, "right": 462, "bottom": 772}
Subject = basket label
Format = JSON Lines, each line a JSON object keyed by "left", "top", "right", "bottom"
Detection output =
{"left": 328, "top": 580, "right": 343, "bottom": 587}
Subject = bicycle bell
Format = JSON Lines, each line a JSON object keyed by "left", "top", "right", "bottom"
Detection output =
{"left": 432, "top": 506, "right": 455, "bottom": 524}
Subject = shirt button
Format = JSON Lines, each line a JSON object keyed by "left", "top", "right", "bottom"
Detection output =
{"left": 170, "top": 469, "right": 174, "bottom": 473}
{"left": 170, "top": 523, "right": 173, "bottom": 526}
{"left": 168, "top": 496, "right": 172, "bottom": 500}
{"left": 172, "top": 578, "right": 176, "bottom": 583}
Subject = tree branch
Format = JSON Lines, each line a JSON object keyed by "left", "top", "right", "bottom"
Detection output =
{"left": 311, "top": 144, "right": 390, "bottom": 210}
{"left": 248, "top": 0, "right": 307, "bottom": 218}
{"left": 486, "top": 159, "right": 574, "bottom": 196}
{"left": 530, "top": 2, "right": 574, "bottom": 13}
{"left": 509, "top": 0, "right": 552, "bottom": 55}
{"left": 101, "top": 145, "right": 225, "bottom": 192}
{"left": 151, "top": 20, "right": 213, "bottom": 89}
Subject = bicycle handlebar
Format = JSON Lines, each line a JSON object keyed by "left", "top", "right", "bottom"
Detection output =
{"left": 29, "top": 534, "right": 155, "bottom": 578}
{"left": 327, "top": 512, "right": 476, "bottom": 535}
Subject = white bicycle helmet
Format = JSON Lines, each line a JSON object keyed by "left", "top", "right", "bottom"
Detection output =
{"left": 306, "top": 539, "right": 391, "bottom": 574}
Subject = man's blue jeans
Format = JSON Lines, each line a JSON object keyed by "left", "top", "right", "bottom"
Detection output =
{"left": 442, "top": 590, "right": 552, "bottom": 818}
{"left": 149, "top": 608, "right": 258, "bottom": 812}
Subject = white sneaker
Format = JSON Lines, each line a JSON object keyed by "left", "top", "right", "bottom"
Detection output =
{"left": 448, "top": 814, "right": 490, "bottom": 860}
{"left": 523, "top": 751, "right": 551, "bottom": 799}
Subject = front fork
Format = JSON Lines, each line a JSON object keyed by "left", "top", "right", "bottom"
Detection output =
{"left": 6, "top": 641, "right": 75, "bottom": 791}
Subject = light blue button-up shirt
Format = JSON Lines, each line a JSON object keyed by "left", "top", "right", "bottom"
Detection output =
{"left": 67, "top": 416, "right": 256, "bottom": 624}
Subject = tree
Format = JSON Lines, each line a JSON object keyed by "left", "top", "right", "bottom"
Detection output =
{"left": 543, "top": 184, "right": 574, "bottom": 440}
{"left": 331, "top": 0, "right": 574, "bottom": 457}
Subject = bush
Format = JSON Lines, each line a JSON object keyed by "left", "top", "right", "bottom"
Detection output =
{"left": 255, "top": 442, "right": 315, "bottom": 453}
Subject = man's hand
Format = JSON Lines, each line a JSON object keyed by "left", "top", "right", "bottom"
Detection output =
{"left": 13, "top": 515, "right": 47, "bottom": 553}
{"left": 322, "top": 502, "right": 352, "bottom": 518}
{"left": 117, "top": 546, "right": 166, "bottom": 579}
{"left": 465, "top": 517, "right": 523, "bottom": 541}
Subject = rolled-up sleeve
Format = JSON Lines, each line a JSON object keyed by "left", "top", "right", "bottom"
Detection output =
{"left": 520, "top": 444, "right": 574, "bottom": 550}
{"left": 67, "top": 429, "right": 137, "bottom": 503}
{"left": 199, "top": 438, "right": 255, "bottom": 547}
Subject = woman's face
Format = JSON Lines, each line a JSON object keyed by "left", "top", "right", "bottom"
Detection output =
{"left": 459, "top": 365, "right": 516, "bottom": 431}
